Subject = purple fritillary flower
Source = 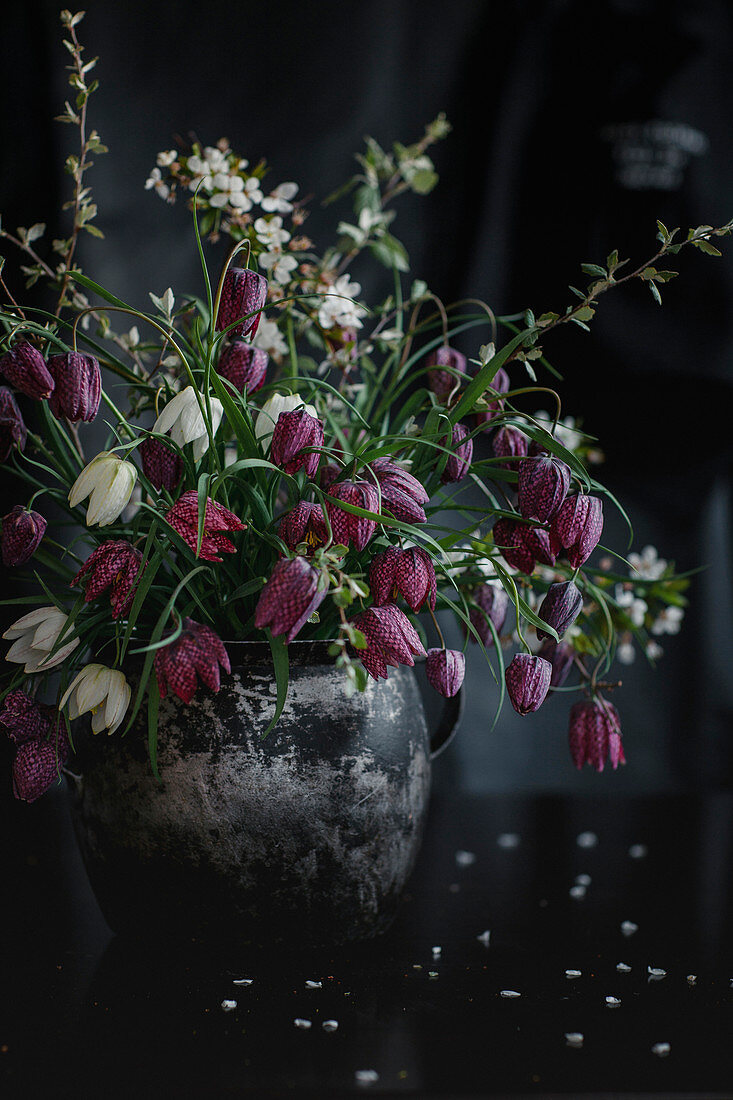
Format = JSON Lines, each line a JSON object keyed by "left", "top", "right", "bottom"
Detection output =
{"left": 370, "top": 457, "right": 429, "bottom": 524}
{"left": 140, "top": 436, "right": 183, "bottom": 492}
{"left": 0, "top": 387, "right": 27, "bottom": 461}
{"left": 426, "top": 346, "right": 468, "bottom": 398}
{"left": 350, "top": 603, "right": 426, "bottom": 680}
{"left": 441, "top": 422, "right": 473, "bottom": 484}
{"left": 568, "top": 696, "right": 625, "bottom": 772}
{"left": 538, "top": 639, "right": 575, "bottom": 688}
{"left": 505, "top": 652, "right": 552, "bottom": 715}
{"left": 1, "top": 505, "right": 46, "bottom": 566}
{"left": 165, "top": 490, "right": 246, "bottom": 562}
{"left": 254, "top": 555, "right": 328, "bottom": 644}
{"left": 278, "top": 500, "right": 329, "bottom": 551}
{"left": 536, "top": 580, "right": 583, "bottom": 642}
{"left": 0, "top": 341, "right": 54, "bottom": 399}
{"left": 71, "top": 539, "right": 145, "bottom": 619}
{"left": 154, "top": 618, "right": 231, "bottom": 705}
{"left": 0, "top": 689, "right": 50, "bottom": 744}
{"left": 47, "top": 352, "right": 101, "bottom": 422}
{"left": 426, "top": 648, "right": 465, "bottom": 697}
{"left": 326, "top": 480, "right": 380, "bottom": 551}
{"left": 271, "top": 408, "right": 324, "bottom": 479}
{"left": 217, "top": 340, "right": 269, "bottom": 394}
{"left": 215, "top": 267, "right": 268, "bottom": 339}
{"left": 492, "top": 425, "right": 528, "bottom": 470}
{"left": 12, "top": 739, "right": 66, "bottom": 802}
{"left": 469, "top": 582, "right": 509, "bottom": 646}
{"left": 550, "top": 494, "right": 604, "bottom": 567}
{"left": 473, "top": 366, "right": 510, "bottom": 431}
{"left": 492, "top": 517, "right": 557, "bottom": 575}
{"left": 369, "top": 545, "right": 437, "bottom": 613}
{"left": 517, "top": 454, "right": 571, "bottom": 523}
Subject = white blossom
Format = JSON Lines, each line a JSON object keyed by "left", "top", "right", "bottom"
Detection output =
{"left": 69, "top": 452, "right": 138, "bottom": 527}
{"left": 261, "top": 182, "right": 298, "bottom": 214}
{"left": 617, "top": 640, "right": 636, "bottom": 665}
{"left": 615, "top": 585, "right": 648, "bottom": 627}
{"left": 144, "top": 167, "right": 171, "bottom": 201}
{"left": 252, "top": 318, "right": 288, "bottom": 360}
{"left": 317, "top": 274, "right": 367, "bottom": 331}
{"left": 60, "top": 664, "right": 131, "bottom": 735}
{"left": 258, "top": 251, "right": 298, "bottom": 285}
{"left": 156, "top": 150, "right": 178, "bottom": 168}
{"left": 628, "top": 544, "right": 668, "bottom": 581}
{"left": 646, "top": 640, "right": 664, "bottom": 660}
{"left": 651, "top": 605, "right": 684, "bottom": 636}
{"left": 153, "top": 387, "right": 223, "bottom": 462}
{"left": 254, "top": 215, "right": 290, "bottom": 249}
{"left": 534, "top": 409, "right": 585, "bottom": 452}
{"left": 3, "top": 607, "right": 80, "bottom": 672}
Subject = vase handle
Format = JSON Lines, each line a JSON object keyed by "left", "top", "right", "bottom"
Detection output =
{"left": 430, "top": 686, "right": 464, "bottom": 760}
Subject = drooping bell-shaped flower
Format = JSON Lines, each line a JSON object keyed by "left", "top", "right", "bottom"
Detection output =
{"left": 12, "top": 738, "right": 68, "bottom": 802}
{"left": 278, "top": 501, "right": 328, "bottom": 551}
{"left": 426, "top": 346, "right": 468, "bottom": 398}
{"left": 47, "top": 352, "right": 101, "bottom": 422}
{"left": 505, "top": 652, "right": 552, "bottom": 715}
{"left": 139, "top": 436, "right": 183, "bottom": 492}
{"left": 536, "top": 580, "right": 583, "bottom": 642}
{"left": 217, "top": 340, "right": 269, "bottom": 394}
{"left": 492, "top": 517, "right": 556, "bottom": 574}
{"left": 254, "top": 556, "right": 328, "bottom": 643}
{"left": 154, "top": 618, "right": 231, "bottom": 704}
{"left": 350, "top": 603, "right": 427, "bottom": 680}
{"left": 215, "top": 266, "right": 268, "bottom": 339}
{"left": 538, "top": 639, "right": 575, "bottom": 688}
{"left": 165, "top": 490, "right": 246, "bottom": 562}
{"left": 68, "top": 451, "right": 138, "bottom": 527}
{"left": 255, "top": 392, "right": 318, "bottom": 448}
{"left": 370, "top": 457, "right": 429, "bottom": 524}
{"left": 517, "top": 454, "right": 571, "bottom": 523}
{"left": 473, "top": 366, "right": 510, "bottom": 431}
{"left": 426, "top": 648, "right": 465, "bottom": 697}
{"left": 469, "top": 582, "right": 509, "bottom": 645}
{"left": 0, "top": 341, "right": 54, "bottom": 399}
{"left": 0, "top": 387, "right": 27, "bottom": 461}
{"left": 1, "top": 505, "right": 46, "bottom": 567}
{"left": 550, "top": 494, "right": 604, "bottom": 568}
{"left": 369, "top": 545, "right": 437, "bottom": 613}
{"left": 71, "top": 539, "right": 145, "bottom": 618}
{"left": 60, "top": 663, "right": 132, "bottom": 735}
{"left": 3, "top": 606, "right": 79, "bottom": 673}
{"left": 325, "top": 480, "right": 380, "bottom": 551}
{"left": 568, "top": 696, "right": 625, "bottom": 771}
{"left": 271, "top": 408, "right": 324, "bottom": 479}
{"left": 441, "top": 422, "right": 473, "bottom": 484}
{"left": 152, "top": 386, "right": 224, "bottom": 462}
{"left": 0, "top": 688, "right": 50, "bottom": 744}
{"left": 492, "top": 425, "right": 528, "bottom": 470}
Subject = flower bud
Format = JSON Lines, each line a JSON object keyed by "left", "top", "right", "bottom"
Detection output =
{"left": 326, "top": 480, "right": 379, "bottom": 551}
{"left": 550, "top": 494, "right": 604, "bottom": 567}
{"left": 538, "top": 639, "right": 575, "bottom": 688}
{"left": 473, "top": 366, "right": 510, "bottom": 431}
{"left": 215, "top": 266, "right": 268, "bottom": 339}
{"left": 139, "top": 436, "right": 183, "bottom": 492}
{"left": 217, "top": 340, "right": 269, "bottom": 394}
{"left": 505, "top": 652, "right": 552, "bottom": 715}
{"left": 271, "top": 408, "right": 324, "bottom": 479}
{"left": 492, "top": 425, "right": 528, "bottom": 470}
{"left": 426, "top": 346, "right": 468, "bottom": 397}
{"left": 536, "top": 580, "right": 583, "bottom": 641}
{"left": 441, "top": 422, "right": 473, "bottom": 484}
{"left": 469, "top": 582, "right": 509, "bottom": 645}
{"left": 0, "top": 341, "right": 54, "bottom": 399}
{"left": 568, "top": 696, "right": 625, "bottom": 771}
{"left": 1, "top": 505, "right": 46, "bottom": 566}
{"left": 426, "top": 648, "right": 465, "bottom": 697}
{"left": 0, "top": 387, "right": 27, "bottom": 461}
{"left": 47, "top": 352, "right": 101, "bottom": 422}
{"left": 517, "top": 454, "right": 571, "bottom": 523}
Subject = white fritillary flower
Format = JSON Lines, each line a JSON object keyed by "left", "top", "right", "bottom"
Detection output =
{"left": 3, "top": 607, "right": 80, "bottom": 672}
{"left": 261, "top": 182, "right": 298, "bottom": 214}
{"left": 628, "top": 544, "right": 668, "bottom": 581}
{"left": 60, "top": 664, "right": 131, "bottom": 735}
{"left": 69, "top": 452, "right": 138, "bottom": 527}
{"left": 153, "top": 386, "right": 223, "bottom": 462}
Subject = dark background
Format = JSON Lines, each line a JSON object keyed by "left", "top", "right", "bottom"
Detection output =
{"left": 1, "top": 2, "right": 733, "bottom": 1096}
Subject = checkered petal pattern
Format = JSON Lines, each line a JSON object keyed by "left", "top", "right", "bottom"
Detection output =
{"left": 140, "top": 436, "right": 183, "bottom": 492}
{"left": 492, "top": 517, "right": 557, "bottom": 575}
{"left": 425, "top": 648, "right": 465, "bottom": 698}
{"left": 550, "top": 494, "right": 604, "bottom": 567}
{"left": 165, "top": 490, "right": 246, "bottom": 562}
{"left": 217, "top": 340, "right": 269, "bottom": 395}
{"left": 351, "top": 603, "right": 426, "bottom": 681}
{"left": 154, "top": 618, "right": 231, "bottom": 704}
{"left": 492, "top": 425, "right": 528, "bottom": 469}
{"left": 71, "top": 540, "right": 145, "bottom": 619}
{"left": 47, "top": 352, "right": 101, "bottom": 423}
{"left": 537, "top": 639, "right": 575, "bottom": 688}
{"left": 278, "top": 501, "right": 328, "bottom": 551}
{"left": 215, "top": 267, "right": 268, "bottom": 339}
{"left": 370, "top": 458, "right": 428, "bottom": 524}
{"left": 536, "top": 580, "right": 583, "bottom": 642}
{"left": 517, "top": 454, "right": 571, "bottom": 523}
{"left": 441, "top": 422, "right": 473, "bottom": 484}
{"left": 473, "top": 366, "right": 510, "bottom": 431}
{"left": 0, "top": 689, "right": 50, "bottom": 744}
{"left": 0, "top": 341, "right": 54, "bottom": 399}
{"left": 0, "top": 387, "right": 26, "bottom": 461}
{"left": 426, "top": 346, "right": 468, "bottom": 398}
{"left": 394, "top": 547, "right": 436, "bottom": 612}
{"left": 505, "top": 653, "right": 552, "bottom": 716}
{"left": 254, "top": 555, "right": 328, "bottom": 643}
{"left": 469, "top": 583, "right": 509, "bottom": 646}
{"left": 326, "top": 480, "right": 380, "bottom": 551}
{"left": 1, "top": 505, "right": 46, "bottom": 567}
{"left": 12, "top": 738, "right": 65, "bottom": 802}
{"left": 568, "top": 696, "right": 624, "bottom": 772}
{"left": 271, "top": 409, "right": 324, "bottom": 479}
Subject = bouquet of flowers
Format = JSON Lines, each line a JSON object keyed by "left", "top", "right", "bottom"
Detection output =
{"left": 1, "top": 10, "right": 728, "bottom": 801}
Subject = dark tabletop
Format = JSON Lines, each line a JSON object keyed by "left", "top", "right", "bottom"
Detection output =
{"left": 3, "top": 784, "right": 733, "bottom": 1099}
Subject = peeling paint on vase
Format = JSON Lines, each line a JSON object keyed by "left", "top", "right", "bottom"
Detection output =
{"left": 67, "top": 641, "right": 433, "bottom": 945}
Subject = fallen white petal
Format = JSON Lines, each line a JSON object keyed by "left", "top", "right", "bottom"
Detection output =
{"left": 500, "top": 990, "right": 521, "bottom": 998}
{"left": 565, "top": 1033, "right": 584, "bottom": 1047}
{"left": 232, "top": 978, "right": 253, "bottom": 986}
{"left": 221, "top": 1000, "right": 237, "bottom": 1012}
{"left": 294, "top": 1018, "right": 312, "bottom": 1029}
{"left": 477, "top": 930, "right": 491, "bottom": 947}
{"left": 305, "top": 980, "right": 322, "bottom": 989}
{"left": 621, "top": 920, "right": 638, "bottom": 937}
{"left": 652, "top": 1042, "right": 671, "bottom": 1057}
{"left": 455, "top": 850, "right": 476, "bottom": 867}
{"left": 616, "top": 963, "right": 632, "bottom": 973}
{"left": 322, "top": 1019, "right": 339, "bottom": 1032}
{"left": 565, "top": 970, "right": 582, "bottom": 979}
{"left": 576, "top": 831, "right": 598, "bottom": 848}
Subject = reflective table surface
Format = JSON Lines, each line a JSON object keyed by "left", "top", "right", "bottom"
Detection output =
{"left": 4, "top": 786, "right": 733, "bottom": 1098}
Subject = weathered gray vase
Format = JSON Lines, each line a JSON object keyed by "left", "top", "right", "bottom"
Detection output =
{"left": 67, "top": 641, "right": 461, "bottom": 945}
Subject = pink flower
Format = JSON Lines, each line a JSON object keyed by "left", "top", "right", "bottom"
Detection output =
{"left": 154, "top": 618, "right": 231, "bottom": 704}
{"left": 517, "top": 454, "right": 571, "bottom": 523}
{"left": 0, "top": 689, "right": 50, "bottom": 744}
{"left": 0, "top": 388, "right": 26, "bottom": 461}
{"left": 425, "top": 648, "right": 465, "bottom": 697}
{"left": 47, "top": 352, "right": 101, "bottom": 422}
{"left": 350, "top": 603, "right": 426, "bottom": 680}
{"left": 441, "top": 422, "right": 473, "bottom": 483}
{"left": 12, "top": 738, "right": 67, "bottom": 802}
{"left": 215, "top": 266, "right": 268, "bottom": 339}
{"left": 425, "top": 346, "right": 468, "bottom": 398}
{"left": 1, "top": 505, "right": 46, "bottom": 567}
{"left": 165, "top": 490, "right": 246, "bottom": 562}
{"left": 71, "top": 540, "right": 145, "bottom": 618}
{"left": 369, "top": 545, "right": 436, "bottom": 612}
{"left": 140, "top": 437, "right": 183, "bottom": 492}
{"left": 568, "top": 696, "right": 625, "bottom": 771}
{"left": 326, "top": 480, "right": 380, "bottom": 551}
{"left": 505, "top": 653, "right": 552, "bottom": 715}
{"left": 550, "top": 494, "right": 604, "bottom": 568}
{"left": 492, "top": 517, "right": 556, "bottom": 574}
{"left": 0, "top": 341, "right": 54, "bottom": 399}
{"left": 370, "top": 457, "right": 429, "bottom": 525}
{"left": 254, "top": 556, "right": 328, "bottom": 643}
{"left": 271, "top": 408, "right": 324, "bottom": 479}
{"left": 278, "top": 501, "right": 328, "bottom": 551}
{"left": 217, "top": 340, "right": 269, "bottom": 394}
